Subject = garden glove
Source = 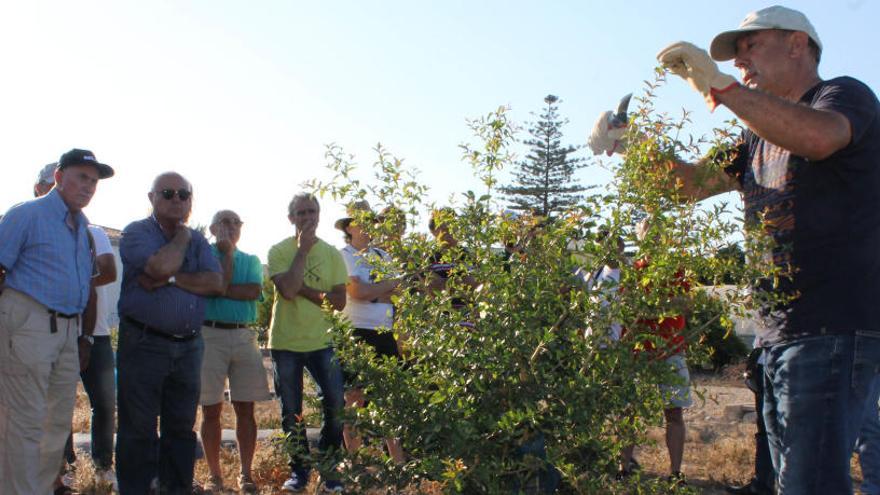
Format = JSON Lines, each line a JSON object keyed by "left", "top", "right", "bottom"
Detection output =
{"left": 588, "top": 93, "right": 632, "bottom": 156}
{"left": 656, "top": 41, "right": 738, "bottom": 112}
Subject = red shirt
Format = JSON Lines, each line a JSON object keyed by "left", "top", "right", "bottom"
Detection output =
{"left": 624, "top": 259, "right": 690, "bottom": 355}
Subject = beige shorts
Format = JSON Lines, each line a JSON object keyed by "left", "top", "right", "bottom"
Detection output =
{"left": 199, "top": 326, "right": 271, "bottom": 406}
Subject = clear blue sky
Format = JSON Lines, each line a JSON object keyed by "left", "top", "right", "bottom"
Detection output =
{"left": 2, "top": 1, "right": 877, "bottom": 257}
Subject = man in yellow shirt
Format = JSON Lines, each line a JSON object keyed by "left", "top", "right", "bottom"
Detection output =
{"left": 267, "top": 192, "right": 347, "bottom": 493}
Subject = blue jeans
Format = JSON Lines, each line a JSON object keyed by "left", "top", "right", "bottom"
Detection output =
{"left": 115, "top": 320, "right": 204, "bottom": 494}
{"left": 511, "top": 432, "right": 561, "bottom": 493}
{"left": 749, "top": 363, "right": 775, "bottom": 493}
{"left": 763, "top": 332, "right": 880, "bottom": 494}
{"left": 271, "top": 348, "right": 344, "bottom": 476}
{"left": 856, "top": 377, "right": 880, "bottom": 495}
{"left": 81, "top": 336, "right": 116, "bottom": 470}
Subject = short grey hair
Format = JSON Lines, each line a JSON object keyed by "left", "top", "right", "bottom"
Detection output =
{"left": 288, "top": 192, "right": 320, "bottom": 216}
{"left": 211, "top": 209, "right": 238, "bottom": 225}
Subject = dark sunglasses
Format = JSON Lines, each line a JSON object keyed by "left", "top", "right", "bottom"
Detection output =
{"left": 158, "top": 188, "right": 192, "bottom": 201}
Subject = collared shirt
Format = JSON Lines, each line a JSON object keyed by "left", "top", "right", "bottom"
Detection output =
{"left": 204, "top": 246, "right": 263, "bottom": 324}
{"left": 0, "top": 189, "right": 92, "bottom": 314}
{"left": 118, "top": 216, "right": 221, "bottom": 336}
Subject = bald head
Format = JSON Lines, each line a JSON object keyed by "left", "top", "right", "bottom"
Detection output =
{"left": 149, "top": 171, "right": 193, "bottom": 225}
{"left": 151, "top": 172, "right": 190, "bottom": 193}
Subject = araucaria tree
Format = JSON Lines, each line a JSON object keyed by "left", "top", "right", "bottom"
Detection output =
{"left": 501, "top": 94, "right": 587, "bottom": 217}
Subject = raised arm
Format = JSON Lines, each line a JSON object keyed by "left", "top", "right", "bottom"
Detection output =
{"left": 272, "top": 222, "right": 318, "bottom": 301}
{"left": 215, "top": 243, "right": 261, "bottom": 301}
{"left": 144, "top": 225, "right": 191, "bottom": 280}
{"left": 657, "top": 40, "right": 851, "bottom": 161}
{"left": 273, "top": 249, "right": 308, "bottom": 301}
{"left": 715, "top": 85, "right": 851, "bottom": 161}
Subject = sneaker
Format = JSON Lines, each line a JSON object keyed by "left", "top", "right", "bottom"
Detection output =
{"left": 238, "top": 474, "right": 258, "bottom": 494}
{"left": 61, "top": 470, "right": 76, "bottom": 489}
{"left": 668, "top": 471, "right": 688, "bottom": 487}
{"left": 202, "top": 475, "right": 224, "bottom": 493}
{"left": 626, "top": 458, "right": 641, "bottom": 473}
{"left": 615, "top": 457, "right": 641, "bottom": 480}
{"left": 725, "top": 481, "right": 774, "bottom": 495}
{"left": 95, "top": 469, "right": 120, "bottom": 493}
{"left": 321, "top": 479, "right": 344, "bottom": 493}
{"left": 281, "top": 471, "right": 309, "bottom": 492}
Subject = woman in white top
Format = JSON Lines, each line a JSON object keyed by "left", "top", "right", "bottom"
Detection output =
{"left": 335, "top": 202, "right": 405, "bottom": 464}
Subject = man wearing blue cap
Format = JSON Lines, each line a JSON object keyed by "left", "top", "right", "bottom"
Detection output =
{"left": 0, "top": 149, "right": 114, "bottom": 495}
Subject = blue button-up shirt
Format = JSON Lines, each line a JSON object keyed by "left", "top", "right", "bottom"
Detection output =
{"left": 0, "top": 190, "right": 93, "bottom": 314}
{"left": 118, "top": 216, "right": 221, "bottom": 336}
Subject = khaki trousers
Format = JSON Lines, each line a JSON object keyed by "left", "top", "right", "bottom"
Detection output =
{"left": 0, "top": 289, "right": 80, "bottom": 495}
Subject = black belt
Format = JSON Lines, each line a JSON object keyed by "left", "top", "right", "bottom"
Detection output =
{"left": 48, "top": 309, "right": 79, "bottom": 333}
{"left": 203, "top": 320, "right": 249, "bottom": 329}
{"left": 48, "top": 309, "right": 78, "bottom": 319}
{"left": 124, "top": 316, "right": 199, "bottom": 342}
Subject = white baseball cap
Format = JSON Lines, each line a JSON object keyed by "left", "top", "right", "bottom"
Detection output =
{"left": 710, "top": 5, "right": 822, "bottom": 61}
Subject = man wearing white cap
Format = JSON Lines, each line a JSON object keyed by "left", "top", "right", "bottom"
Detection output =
{"left": 591, "top": 5, "right": 880, "bottom": 494}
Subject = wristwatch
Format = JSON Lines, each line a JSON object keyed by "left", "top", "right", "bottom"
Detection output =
{"left": 79, "top": 335, "right": 94, "bottom": 345}
{"left": 168, "top": 275, "right": 177, "bottom": 285}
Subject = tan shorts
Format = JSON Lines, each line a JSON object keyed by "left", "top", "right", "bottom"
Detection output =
{"left": 199, "top": 325, "right": 271, "bottom": 406}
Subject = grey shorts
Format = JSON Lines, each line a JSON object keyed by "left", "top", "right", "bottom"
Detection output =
{"left": 200, "top": 326, "right": 271, "bottom": 405}
{"left": 659, "top": 354, "right": 692, "bottom": 409}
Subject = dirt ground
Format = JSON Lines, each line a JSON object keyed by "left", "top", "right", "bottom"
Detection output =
{"left": 69, "top": 361, "right": 867, "bottom": 493}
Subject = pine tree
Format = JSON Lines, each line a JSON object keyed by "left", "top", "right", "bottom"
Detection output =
{"left": 501, "top": 94, "right": 587, "bottom": 217}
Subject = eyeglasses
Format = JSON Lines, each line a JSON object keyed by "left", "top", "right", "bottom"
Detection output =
{"left": 158, "top": 188, "right": 192, "bottom": 201}
{"left": 217, "top": 218, "right": 243, "bottom": 227}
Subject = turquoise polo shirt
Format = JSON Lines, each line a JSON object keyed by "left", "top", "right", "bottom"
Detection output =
{"left": 204, "top": 246, "right": 264, "bottom": 324}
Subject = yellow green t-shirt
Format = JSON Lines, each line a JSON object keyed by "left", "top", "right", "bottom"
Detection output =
{"left": 267, "top": 237, "right": 348, "bottom": 352}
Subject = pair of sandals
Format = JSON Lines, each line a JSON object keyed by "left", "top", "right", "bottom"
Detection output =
{"left": 199, "top": 474, "right": 258, "bottom": 494}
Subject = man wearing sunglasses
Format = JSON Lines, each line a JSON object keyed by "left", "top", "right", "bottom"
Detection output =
{"left": 0, "top": 149, "right": 113, "bottom": 495}
{"left": 116, "top": 172, "right": 223, "bottom": 494}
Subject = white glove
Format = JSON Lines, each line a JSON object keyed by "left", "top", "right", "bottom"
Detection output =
{"left": 657, "top": 41, "right": 738, "bottom": 112}
{"left": 588, "top": 110, "right": 627, "bottom": 156}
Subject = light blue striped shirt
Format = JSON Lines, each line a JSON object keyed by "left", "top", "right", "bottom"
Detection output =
{"left": 0, "top": 189, "right": 93, "bottom": 314}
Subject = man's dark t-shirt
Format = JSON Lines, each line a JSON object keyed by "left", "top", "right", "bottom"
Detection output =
{"left": 726, "top": 76, "right": 880, "bottom": 341}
